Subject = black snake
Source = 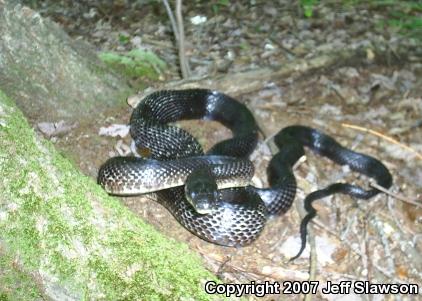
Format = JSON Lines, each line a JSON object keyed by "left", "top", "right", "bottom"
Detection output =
{"left": 98, "top": 89, "right": 392, "bottom": 259}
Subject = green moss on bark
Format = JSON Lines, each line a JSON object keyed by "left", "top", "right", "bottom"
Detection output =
{"left": 0, "top": 252, "right": 43, "bottom": 301}
{"left": 0, "top": 90, "right": 220, "bottom": 300}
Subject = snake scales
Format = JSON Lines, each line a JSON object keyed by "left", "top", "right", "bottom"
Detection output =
{"left": 98, "top": 89, "right": 392, "bottom": 259}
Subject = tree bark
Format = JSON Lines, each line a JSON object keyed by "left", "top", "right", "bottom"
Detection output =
{"left": 0, "top": 1, "right": 131, "bottom": 124}
{"left": 0, "top": 89, "right": 220, "bottom": 300}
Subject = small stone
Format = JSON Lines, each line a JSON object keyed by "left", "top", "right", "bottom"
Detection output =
{"left": 190, "top": 15, "right": 207, "bottom": 25}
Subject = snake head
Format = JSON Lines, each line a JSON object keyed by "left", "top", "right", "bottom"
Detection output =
{"left": 185, "top": 166, "right": 219, "bottom": 215}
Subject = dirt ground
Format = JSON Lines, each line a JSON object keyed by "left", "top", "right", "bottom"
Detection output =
{"left": 27, "top": 1, "right": 421, "bottom": 300}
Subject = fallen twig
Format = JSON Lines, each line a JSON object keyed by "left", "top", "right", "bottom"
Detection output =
{"left": 341, "top": 123, "right": 422, "bottom": 161}
{"left": 127, "top": 48, "right": 362, "bottom": 108}
{"left": 175, "top": 0, "right": 191, "bottom": 78}
{"left": 195, "top": 246, "right": 309, "bottom": 281}
{"left": 371, "top": 216, "right": 396, "bottom": 275}
{"left": 161, "top": 0, "right": 190, "bottom": 78}
{"left": 314, "top": 219, "right": 416, "bottom": 285}
{"left": 361, "top": 217, "right": 371, "bottom": 280}
{"left": 371, "top": 182, "right": 422, "bottom": 208}
{"left": 161, "top": 0, "right": 180, "bottom": 43}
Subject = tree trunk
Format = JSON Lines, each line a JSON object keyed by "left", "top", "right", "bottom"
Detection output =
{"left": 0, "top": 89, "right": 219, "bottom": 300}
{"left": 0, "top": 1, "right": 131, "bottom": 124}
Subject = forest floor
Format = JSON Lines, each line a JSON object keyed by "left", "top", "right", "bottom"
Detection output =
{"left": 24, "top": 1, "right": 421, "bottom": 300}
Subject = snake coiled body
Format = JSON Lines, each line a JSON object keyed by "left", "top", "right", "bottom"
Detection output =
{"left": 98, "top": 89, "right": 392, "bottom": 258}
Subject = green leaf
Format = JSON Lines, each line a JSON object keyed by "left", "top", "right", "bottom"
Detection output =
{"left": 98, "top": 50, "right": 167, "bottom": 80}
{"left": 304, "top": 5, "right": 313, "bottom": 18}
{"left": 118, "top": 34, "right": 130, "bottom": 45}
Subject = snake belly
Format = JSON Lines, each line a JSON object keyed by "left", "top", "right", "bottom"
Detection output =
{"left": 98, "top": 89, "right": 392, "bottom": 255}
